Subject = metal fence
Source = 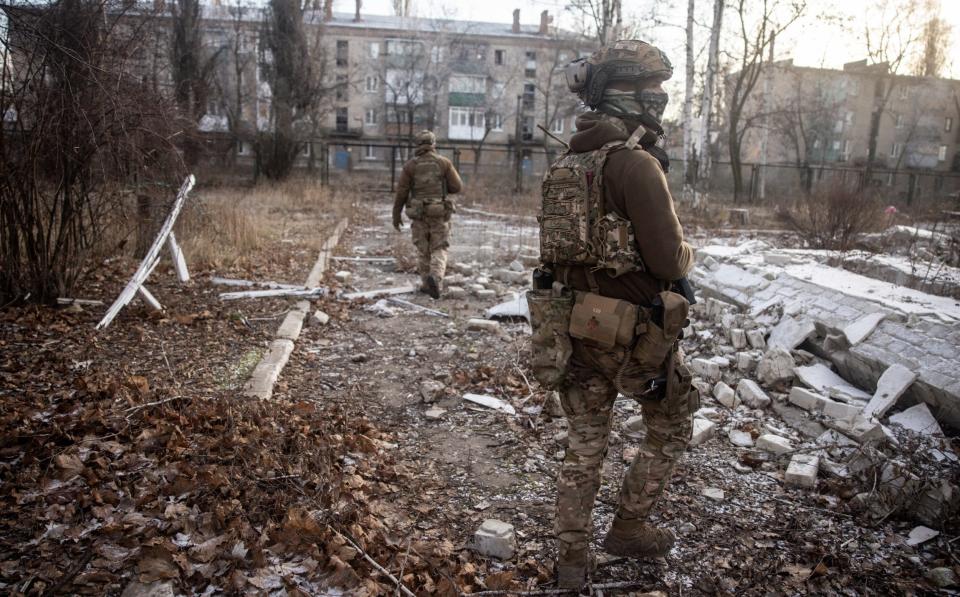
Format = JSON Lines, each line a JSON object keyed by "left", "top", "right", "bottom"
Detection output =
{"left": 208, "top": 139, "right": 960, "bottom": 206}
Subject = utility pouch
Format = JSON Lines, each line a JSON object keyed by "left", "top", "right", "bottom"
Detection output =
{"left": 526, "top": 283, "right": 574, "bottom": 389}
{"left": 423, "top": 200, "right": 446, "bottom": 218}
{"left": 632, "top": 290, "right": 689, "bottom": 371}
{"left": 568, "top": 292, "right": 638, "bottom": 349}
{"left": 405, "top": 198, "right": 424, "bottom": 221}
{"left": 442, "top": 197, "right": 456, "bottom": 220}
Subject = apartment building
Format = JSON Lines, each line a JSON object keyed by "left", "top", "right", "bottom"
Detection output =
{"left": 734, "top": 59, "right": 960, "bottom": 179}
{"left": 195, "top": 5, "right": 591, "bottom": 170}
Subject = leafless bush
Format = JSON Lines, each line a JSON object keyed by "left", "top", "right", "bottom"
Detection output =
{"left": 782, "top": 185, "right": 883, "bottom": 251}
{"left": 0, "top": 0, "right": 184, "bottom": 304}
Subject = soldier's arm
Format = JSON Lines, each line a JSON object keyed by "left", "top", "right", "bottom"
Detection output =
{"left": 443, "top": 158, "right": 463, "bottom": 194}
{"left": 393, "top": 162, "right": 414, "bottom": 224}
{"left": 622, "top": 154, "right": 694, "bottom": 281}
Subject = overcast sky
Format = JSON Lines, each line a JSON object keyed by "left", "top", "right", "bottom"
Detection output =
{"left": 335, "top": 0, "right": 960, "bottom": 80}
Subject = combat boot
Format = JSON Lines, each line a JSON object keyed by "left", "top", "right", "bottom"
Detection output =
{"left": 602, "top": 516, "right": 675, "bottom": 558}
{"left": 425, "top": 274, "right": 441, "bottom": 299}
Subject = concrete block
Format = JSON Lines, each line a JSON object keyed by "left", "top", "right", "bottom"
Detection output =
{"left": 785, "top": 454, "right": 820, "bottom": 488}
{"left": 710, "top": 355, "right": 732, "bottom": 369}
{"left": 690, "top": 418, "right": 717, "bottom": 446}
{"left": 244, "top": 339, "right": 295, "bottom": 400}
{"left": 756, "top": 433, "right": 793, "bottom": 455}
{"left": 446, "top": 286, "right": 466, "bottom": 299}
{"left": 730, "top": 328, "right": 748, "bottom": 349}
{"left": 691, "top": 358, "right": 722, "bottom": 382}
{"left": 768, "top": 316, "right": 817, "bottom": 350}
{"left": 822, "top": 398, "right": 861, "bottom": 421}
{"left": 467, "top": 318, "right": 500, "bottom": 332}
{"left": 736, "top": 352, "right": 758, "bottom": 372}
{"left": 736, "top": 379, "right": 771, "bottom": 408}
{"left": 862, "top": 363, "right": 918, "bottom": 419}
{"left": 334, "top": 270, "right": 351, "bottom": 283}
{"left": 771, "top": 400, "right": 828, "bottom": 439}
{"left": 311, "top": 310, "right": 330, "bottom": 326}
{"left": 473, "top": 519, "right": 516, "bottom": 559}
{"left": 789, "top": 387, "right": 829, "bottom": 412}
{"left": 276, "top": 310, "right": 306, "bottom": 341}
{"left": 756, "top": 347, "right": 796, "bottom": 386}
{"left": 795, "top": 364, "right": 871, "bottom": 401}
{"left": 475, "top": 289, "right": 497, "bottom": 300}
{"left": 702, "top": 487, "right": 725, "bottom": 501}
{"left": 713, "top": 381, "right": 739, "bottom": 408}
{"left": 419, "top": 380, "right": 446, "bottom": 403}
{"left": 825, "top": 415, "right": 885, "bottom": 444}
{"left": 889, "top": 403, "right": 943, "bottom": 436}
{"left": 728, "top": 429, "right": 754, "bottom": 447}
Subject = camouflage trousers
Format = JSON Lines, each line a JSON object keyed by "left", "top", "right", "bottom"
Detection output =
{"left": 410, "top": 216, "right": 450, "bottom": 285}
{"left": 555, "top": 339, "right": 697, "bottom": 557}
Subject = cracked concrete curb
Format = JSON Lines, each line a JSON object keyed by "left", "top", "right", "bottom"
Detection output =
{"left": 244, "top": 217, "right": 349, "bottom": 400}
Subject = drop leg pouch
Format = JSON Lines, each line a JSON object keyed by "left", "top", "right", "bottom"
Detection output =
{"left": 526, "top": 285, "right": 574, "bottom": 389}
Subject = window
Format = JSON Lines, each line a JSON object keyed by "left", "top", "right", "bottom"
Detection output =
{"left": 365, "top": 75, "right": 379, "bottom": 92}
{"left": 385, "top": 39, "right": 420, "bottom": 56}
{"left": 494, "top": 49, "right": 505, "bottom": 65}
{"left": 525, "top": 51, "right": 537, "bottom": 78}
{"left": 832, "top": 140, "right": 841, "bottom": 151}
{"left": 336, "top": 40, "right": 348, "bottom": 68}
{"left": 834, "top": 118, "right": 843, "bottom": 133}
{"left": 449, "top": 75, "right": 485, "bottom": 94}
{"left": 447, "top": 106, "right": 486, "bottom": 139}
{"left": 365, "top": 145, "right": 378, "bottom": 160}
{"left": 947, "top": 117, "right": 954, "bottom": 132}
{"left": 812, "top": 138, "right": 821, "bottom": 149}
{"left": 336, "top": 107, "right": 348, "bottom": 132}
{"left": 237, "top": 141, "right": 249, "bottom": 155}
{"left": 335, "top": 74, "right": 348, "bottom": 101}
{"left": 521, "top": 115, "right": 534, "bottom": 141}
{"left": 490, "top": 112, "right": 503, "bottom": 131}
{"left": 550, "top": 117, "right": 564, "bottom": 134}
{"left": 522, "top": 83, "right": 535, "bottom": 111}
{"left": 369, "top": 42, "right": 379, "bottom": 59}
{"left": 451, "top": 42, "right": 485, "bottom": 62}
{"left": 206, "top": 100, "right": 223, "bottom": 117}
{"left": 848, "top": 78, "right": 859, "bottom": 97}
{"left": 939, "top": 145, "right": 948, "bottom": 162}
{"left": 431, "top": 45, "right": 443, "bottom": 64}
{"left": 898, "top": 84, "right": 909, "bottom": 100}
{"left": 365, "top": 109, "right": 377, "bottom": 125}
{"left": 301, "top": 142, "right": 311, "bottom": 157}
{"left": 840, "top": 139, "right": 851, "bottom": 162}
{"left": 886, "top": 171, "right": 895, "bottom": 187}
{"left": 890, "top": 142, "right": 902, "bottom": 158}
{"left": 895, "top": 113, "right": 903, "bottom": 129}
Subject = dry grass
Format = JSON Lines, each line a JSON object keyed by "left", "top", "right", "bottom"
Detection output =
{"left": 177, "top": 178, "right": 351, "bottom": 270}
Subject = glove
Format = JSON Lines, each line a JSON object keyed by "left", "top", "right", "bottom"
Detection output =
{"left": 393, "top": 214, "right": 403, "bottom": 230}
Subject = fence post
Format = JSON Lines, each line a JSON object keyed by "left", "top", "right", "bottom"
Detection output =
{"left": 390, "top": 145, "right": 397, "bottom": 192}
{"left": 320, "top": 143, "right": 329, "bottom": 187}
{"left": 907, "top": 173, "right": 917, "bottom": 206}
{"left": 453, "top": 147, "right": 461, "bottom": 172}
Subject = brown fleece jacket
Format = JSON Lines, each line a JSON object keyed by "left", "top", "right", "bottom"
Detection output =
{"left": 554, "top": 112, "right": 695, "bottom": 307}
{"left": 392, "top": 148, "right": 463, "bottom": 223}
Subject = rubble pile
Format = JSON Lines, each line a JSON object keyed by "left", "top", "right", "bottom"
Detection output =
{"left": 683, "top": 242, "right": 960, "bottom": 528}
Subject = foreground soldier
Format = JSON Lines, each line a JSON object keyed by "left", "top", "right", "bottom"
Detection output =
{"left": 528, "top": 40, "right": 698, "bottom": 588}
{"left": 392, "top": 130, "right": 463, "bottom": 299}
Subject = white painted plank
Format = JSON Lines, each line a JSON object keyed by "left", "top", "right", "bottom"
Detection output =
{"left": 97, "top": 175, "right": 195, "bottom": 329}
{"left": 219, "top": 288, "right": 328, "bottom": 300}
{"left": 137, "top": 285, "right": 163, "bottom": 311}
{"left": 167, "top": 231, "right": 190, "bottom": 283}
{"left": 342, "top": 285, "right": 416, "bottom": 300}
{"left": 210, "top": 277, "right": 303, "bottom": 290}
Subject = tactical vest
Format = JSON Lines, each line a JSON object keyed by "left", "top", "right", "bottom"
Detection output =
{"left": 539, "top": 141, "right": 645, "bottom": 277}
{"left": 405, "top": 153, "right": 447, "bottom": 220}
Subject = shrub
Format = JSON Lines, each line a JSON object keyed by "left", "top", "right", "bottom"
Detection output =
{"left": 782, "top": 185, "right": 883, "bottom": 251}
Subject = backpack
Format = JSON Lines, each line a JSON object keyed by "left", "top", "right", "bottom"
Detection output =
{"left": 539, "top": 141, "right": 645, "bottom": 277}
{"left": 405, "top": 154, "right": 447, "bottom": 220}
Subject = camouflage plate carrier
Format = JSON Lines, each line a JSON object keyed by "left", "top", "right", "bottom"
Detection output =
{"left": 539, "top": 141, "right": 645, "bottom": 277}
{"left": 405, "top": 154, "right": 448, "bottom": 221}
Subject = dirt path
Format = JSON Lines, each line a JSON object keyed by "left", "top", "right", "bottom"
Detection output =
{"left": 277, "top": 197, "right": 938, "bottom": 594}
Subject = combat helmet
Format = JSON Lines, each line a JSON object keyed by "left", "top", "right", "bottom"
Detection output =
{"left": 565, "top": 40, "right": 673, "bottom": 109}
{"left": 415, "top": 130, "right": 436, "bottom": 147}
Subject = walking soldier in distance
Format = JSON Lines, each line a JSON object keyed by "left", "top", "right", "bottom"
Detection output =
{"left": 392, "top": 130, "right": 463, "bottom": 299}
{"left": 526, "top": 40, "right": 699, "bottom": 588}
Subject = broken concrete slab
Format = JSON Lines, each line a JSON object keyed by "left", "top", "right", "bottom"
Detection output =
{"left": 794, "top": 364, "right": 871, "bottom": 402}
{"left": 702, "top": 487, "right": 725, "bottom": 501}
{"left": 824, "top": 415, "right": 885, "bottom": 444}
{"left": 767, "top": 316, "right": 817, "bottom": 350}
{"left": 736, "top": 379, "right": 771, "bottom": 408}
{"left": 334, "top": 270, "right": 352, "bottom": 283}
{"left": 843, "top": 312, "right": 886, "bottom": 345}
{"left": 785, "top": 454, "right": 820, "bottom": 489}
{"left": 756, "top": 434, "right": 793, "bottom": 455}
{"left": 691, "top": 358, "right": 722, "bottom": 382}
{"left": 730, "top": 328, "right": 748, "bottom": 349}
{"left": 822, "top": 399, "right": 862, "bottom": 421}
{"left": 771, "top": 400, "right": 828, "bottom": 439}
{"left": 728, "top": 429, "right": 754, "bottom": 447}
{"left": 420, "top": 380, "right": 445, "bottom": 403}
{"left": 925, "top": 568, "right": 957, "bottom": 589}
{"left": 476, "top": 289, "right": 498, "bottom": 300}
{"left": 467, "top": 318, "right": 501, "bottom": 332}
{"left": 446, "top": 286, "right": 466, "bottom": 299}
{"left": 485, "top": 293, "right": 530, "bottom": 323}
{"left": 424, "top": 407, "right": 447, "bottom": 420}
{"left": 473, "top": 519, "right": 516, "bottom": 559}
{"left": 463, "top": 393, "right": 516, "bottom": 415}
{"left": 756, "top": 347, "right": 796, "bottom": 386}
{"left": 736, "top": 352, "right": 759, "bottom": 373}
{"left": 714, "top": 381, "right": 739, "bottom": 408}
{"left": 888, "top": 403, "right": 943, "bottom": 436}
{"left": 276, "top": 309, "right": 306, "bottom": 341}
{"left": 311, "top": 310, "right": 330, "bottom": 326}
{"left": 244, "top": 339, "right": 295, "bottom": 400}
{"left": 862, "top": 364, "right": 918, "bottom": 420}
{"left": 746, "top": 328, "right": 767, "bottom": 350}
{"left": 690, "top": 418, "right": 717, "bottom": 447}
{"left": 789, "top": 387, "right": 828, "bottom": 412}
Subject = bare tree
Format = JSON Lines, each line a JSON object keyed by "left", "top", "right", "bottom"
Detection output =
{"left": 696, "top": 0, "right": 723, "bottom": 182}
{"left": 213, "top": 0, "right": 258, "bottom": 164}
{"left": 0, "top": 0, "right": 182, "bottom": 303}
{"left": 725, "top": 0, "right": 806, "bottom": 200}
{"left": 534, "top": 37, "right": 585, "bottom": 163}
{"left": 566, "top": 0, "right": 621, "bottom": 45}
{"left": 911, "top": 5, "right": 951, "bottom": 78}
{"left": 681, "top": 0, "right": 695, "bottom": 189}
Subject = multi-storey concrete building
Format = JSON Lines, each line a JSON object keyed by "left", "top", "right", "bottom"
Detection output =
{"left": 196, "top": 4, "right": 591, "bottom": 173}
{"left": 735, "top": 59, "right": 960, "bottom": 175}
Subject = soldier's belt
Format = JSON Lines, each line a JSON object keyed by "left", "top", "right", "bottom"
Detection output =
{"left": 568, "top": 289, "right": 689, "bottom": 351}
